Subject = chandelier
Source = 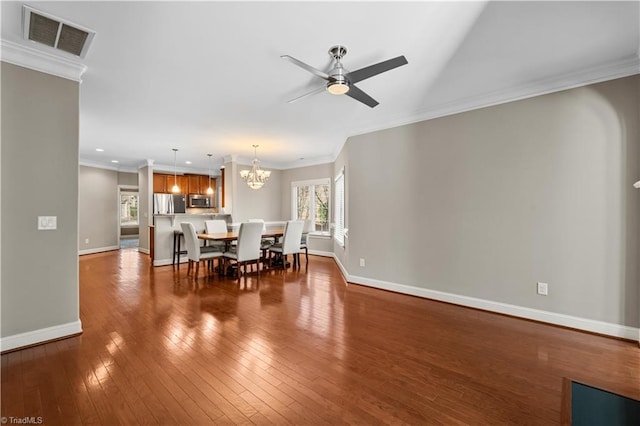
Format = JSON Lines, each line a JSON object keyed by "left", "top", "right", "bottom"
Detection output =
{"left": 240, "top": 145, "right": 271, "bottom": 190}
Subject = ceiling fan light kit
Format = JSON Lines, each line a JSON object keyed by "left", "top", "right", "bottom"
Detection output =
{"left": 282, "top": 44, "right": 407, "bottom": 108}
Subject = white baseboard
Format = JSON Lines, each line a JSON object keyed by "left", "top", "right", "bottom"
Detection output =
{"left": 308, "top": 249, "right": 334, "bottom": 257}
{"left": 154, "top": 256, "right": 187, "bottom": 266}
{"left": 79, "top": 245, "right": 119, "bottom": 255}
{"left": 331, "top": 255, "right": 639, "bottom": 342}
{"left": 1, "top": 320, "right": 82, "bottom": 352}
{"left": 138, "top": 247, "right": 150, "bottom": 255}
{"left": 332, "top": 254, "right": 350, "bottom": 282}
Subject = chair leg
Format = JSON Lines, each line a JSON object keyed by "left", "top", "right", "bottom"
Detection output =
{"left": 195, "top": 261, "right": 200, "bottom": 278}
{"left": 187, "top": 260, "right": 192, "bottom": 276}
{"left": 305, "top": 247, "right": 308, "bottom": 265}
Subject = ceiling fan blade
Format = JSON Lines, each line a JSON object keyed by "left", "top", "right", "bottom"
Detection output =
{"left": 287, "top": 86, "right": 326, "bottom": 103}
{"left": 346, "top": 55, "right": 408, "bottom": 84}
{"left": 345, "top": 84, "right": 379, "bottom": 108}
{"left": 281, "top": 55, "right": 330, "bottom": 81}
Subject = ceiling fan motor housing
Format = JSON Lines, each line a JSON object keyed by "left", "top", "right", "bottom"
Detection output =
{"left": 327, "top": 46, "right": 350, "bottom": 94}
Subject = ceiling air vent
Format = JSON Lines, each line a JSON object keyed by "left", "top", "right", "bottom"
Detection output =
{"left": 22, "top": 5, "right": 95, "bottom": 58}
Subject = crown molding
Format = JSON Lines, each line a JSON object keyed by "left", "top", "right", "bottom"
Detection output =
{"left": 274, "top": 156, "right": 335, "bottom": 170}
{"left": 79, "top": 160, "right": 138, "bottom": 173}
{"left": 343, "top": 55, "right": 640, "bottom": 153}
{"left": 152, "top": 163, "right": 219, "bottom": 176}
{"left": 1, "top": 39, "right": 87, "bottom": 82}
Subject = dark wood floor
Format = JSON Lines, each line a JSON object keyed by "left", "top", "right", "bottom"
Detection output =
{"left": 2, "top": 249, "right": 639, "bottom": 425}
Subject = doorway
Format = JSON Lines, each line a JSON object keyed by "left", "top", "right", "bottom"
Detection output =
{"left": 119, "top": 187, "right": 139, "bottom": 249}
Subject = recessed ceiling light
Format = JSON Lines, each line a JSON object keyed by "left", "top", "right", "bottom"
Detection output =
{"left": 185, "top": 161, "right": 192, "bottom": 165}
{"left": 111, "top": 160, "right": 119, "bottom": 163}
{"left": 96, "top": 148, "right": 104, "bottom": 152}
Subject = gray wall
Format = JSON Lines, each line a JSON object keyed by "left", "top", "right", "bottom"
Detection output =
{"left": 118, "top": 171, "right": 138, "bottom": 186}
{"left": 233, "top": 165, "right": 282, "bottom": 222}
{"left": 79, "top": 166, "right": 118, "bottom": 251}
{"left": 1, "top": 62, "right": 80, "bottom": 336}
{"left": 344, "top": 75, "right": 639, "bottom": 327}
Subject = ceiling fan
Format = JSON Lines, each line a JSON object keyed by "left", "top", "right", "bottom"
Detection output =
{"left": 281, "top": 45, "right": 408, "bottom": 108}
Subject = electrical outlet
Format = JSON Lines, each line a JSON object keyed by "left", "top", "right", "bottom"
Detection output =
{"left": 359, "top": 258, "right": 365, "bottom": 267}
{"left": 537, "top": 282, "right": 548, "bottom": 296}
{"left": 85, "top": 238, "right": 90, "bottom": 244}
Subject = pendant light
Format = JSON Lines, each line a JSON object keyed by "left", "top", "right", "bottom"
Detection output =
{"left": 240, "top": 145, "right": 271, "bottom": 190}
{"left": 206, "top": 154, "right": 214, "bottom": 195}
{"left": 171, "top": 148, "right": 180, "bottom": 193}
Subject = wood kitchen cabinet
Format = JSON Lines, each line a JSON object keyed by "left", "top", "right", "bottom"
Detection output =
{"left": 153, "top": 174, "right": 167, "bottom": 193}
{"left": 153, "top": 173, "right": 188, "bottom": 193}
{"left": 201, "top": 176, "right": 216, "bottom": 194}
{"left": 186, "top": 174, "right": 216, "bottom": 194}
{"left": 173, "top": 175, "right": 188, "bottom": 193}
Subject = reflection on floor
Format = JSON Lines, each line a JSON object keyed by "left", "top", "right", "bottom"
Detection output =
{"left": 120, "top": 237, "right": 139, "bottom": 249}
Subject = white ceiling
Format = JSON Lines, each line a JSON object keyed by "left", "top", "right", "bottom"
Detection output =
{"left": 2, "top": 1, "right": 639, "bottom": 174}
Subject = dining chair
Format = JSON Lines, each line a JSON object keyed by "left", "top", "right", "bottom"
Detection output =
{"left": 223, "top": 221, "right": 263, "bottom": 279}
{"left": 204, "top": 219, "right": 229, "bottom": 251}
{"left": 180, "top": 222, "right": 223, "bottom": 279}
{"left": 299, "top": 219, "right": 313, "bottom": 266}
{"left": 248, "top": 218, "right": 273, "bottom": 259}
{"left": 268, "top": 220, "right": 305, "bottom": 269}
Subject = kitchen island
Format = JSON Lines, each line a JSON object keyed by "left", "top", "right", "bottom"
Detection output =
{"left": 152, "top": 213, "right": 231, "bottom": 266}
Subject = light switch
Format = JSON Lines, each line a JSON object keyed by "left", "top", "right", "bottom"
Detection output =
{"left": 38, "top": 216, "right": 57, "bottom": 230}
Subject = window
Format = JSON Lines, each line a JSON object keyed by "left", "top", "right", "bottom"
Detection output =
{"left": 334, "top": 168, "right": 345, "bottom": 247}
{"left": 291, "top": 178, "right": 330, "bottom": 235}
{"left": 120, "top": 191, "right": 139, "bottom": 226}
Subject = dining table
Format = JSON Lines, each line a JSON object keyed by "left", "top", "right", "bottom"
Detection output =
{"left": 197, "top": 228, "right": 286, "bottom": 244}
{"left": 197, "top": 227, "right": 298, "bottom": 272}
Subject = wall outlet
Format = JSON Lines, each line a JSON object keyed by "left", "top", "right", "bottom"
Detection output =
{"left": 37, "top": 216, "right": 57, "bottom": 230}
{"left": 359, "top": 258, "right": 365, "bottom": 267}
{"left": 537, "top": 282, "right": 549, "bottom": 296}
{"left": 85, "top": 238, "right": 90, "bottom": 244}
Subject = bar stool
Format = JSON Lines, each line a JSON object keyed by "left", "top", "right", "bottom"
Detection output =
{"left": 172, "top": 230, "right": 188, "bottom": 268}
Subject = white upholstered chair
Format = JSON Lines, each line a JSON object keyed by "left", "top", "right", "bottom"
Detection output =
{"left": 223, "top": 222, "right": 263, "bottom": 279}
{"left": 299, "top": 219, "right": 313, "bottom": 266}
{"left": 269, "top": 220, "right": 305, "bottom": 269}
{"left": 248, "top": 218, "right": 273, "bottom": 258}
{"left": 180, "top": 222, "right": 223, "bottom": 278}
{"left": 204, "top": 219, "right": 229, "bottom": 251}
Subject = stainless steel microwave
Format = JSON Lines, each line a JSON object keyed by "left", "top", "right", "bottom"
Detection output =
{"left": 188, "top": 194, "right": 212, "bottom": 208}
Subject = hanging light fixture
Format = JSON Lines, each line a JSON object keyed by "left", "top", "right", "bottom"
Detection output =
{"left": 240, "top": 145, "right": 271, "bottom": 190}
{"left": 206, "top": 153, "right": 214, "bottom": 195}
{"left": 171, "top": 148, "right": 180, "bottom": 193}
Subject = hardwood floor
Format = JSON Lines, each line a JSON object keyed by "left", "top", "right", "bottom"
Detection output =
{"left": 2, "top": 249, "right": 639, "bottom": 425}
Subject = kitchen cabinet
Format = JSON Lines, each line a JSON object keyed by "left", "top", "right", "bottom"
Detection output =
{"left": 154, "top": 173, "right": 215, "bottom": 195}
{"left": 187, "top": 174, "right": 215, "bottom": 194}
{"left": 201, "top": 176, "right": 216, "bottom": 194}
{"left": 153, "top": 173, "right": 187, "bottom": 194}
{"left": 153, "top": 174, "right": 167, "bottom": 193}
{"left": 173, "top": 175, "right": 188, "bottom": 193}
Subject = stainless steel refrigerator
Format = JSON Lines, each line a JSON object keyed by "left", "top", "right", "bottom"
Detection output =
{"left": 153, "top": 193, "right": 186, "bottom": 214}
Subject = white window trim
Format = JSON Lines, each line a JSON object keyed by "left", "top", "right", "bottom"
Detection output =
{"left": 334, "top": 168, "right": 345, "bottom": 247}
{"left": 291, "top": 178, "right": 331, "bottom": 236}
